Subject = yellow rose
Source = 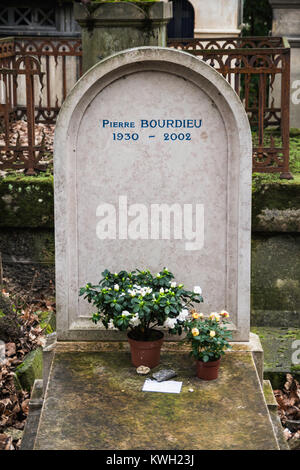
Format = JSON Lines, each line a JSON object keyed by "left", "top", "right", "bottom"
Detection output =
{"left": 192, "top": 328, "right": 199, "bottom": 337}
{"left": 209, "top": 312, "right": 220, "bottom": 321}
{"left": 209, "top": 330, "right": 216, "bottom": 338}
{"left": 220, "top": 310, "right": 230, "bottom": 318}
{"left": 192, "top": 312, "right": 200, "bottom": 319}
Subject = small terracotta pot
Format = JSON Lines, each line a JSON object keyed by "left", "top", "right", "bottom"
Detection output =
{"left": 127, "top": 331, "right": 164, "bottom": 369}
{"left": 196, "top": 357, "right": 221, "bottom": 380}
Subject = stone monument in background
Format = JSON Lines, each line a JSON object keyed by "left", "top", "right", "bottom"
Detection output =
{"left": 74, "top": 1, "right": 173, "bottom": 72}
{"left": 269, "top": 0, "right": 300, "bottom": 128}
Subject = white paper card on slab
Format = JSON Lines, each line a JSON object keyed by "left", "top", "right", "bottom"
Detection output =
{"left": 142, "top": 379, "right": 182, "bottom": 394}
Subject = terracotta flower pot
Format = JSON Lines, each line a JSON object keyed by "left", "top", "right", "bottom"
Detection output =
{"left": 127, "top": 331, "right": 164, "bottom": 368}
{"left": 196, "top": 357, "right": 221, "bottom": 380}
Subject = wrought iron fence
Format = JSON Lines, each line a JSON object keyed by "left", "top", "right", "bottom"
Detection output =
{"left": 0, "top": 35, "right": 292, "bottom": 177}
{"left": 168, "top": 36, "right": 292, "bottom": 178}
{"left": 0, "top": 36, "right": 82, "bottom": 174}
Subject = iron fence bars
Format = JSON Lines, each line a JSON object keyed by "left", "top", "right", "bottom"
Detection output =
{"left": 0, "top": 36, "right": 82, "bottom": 175}
{"left": 14, "top": 37, "right": 82, "bottom": 124}
{"left": 0, "top": 35, "right": 292, "bottom": 176}
{"left": 167, "top": 36, "right": 292, "bottom": 178}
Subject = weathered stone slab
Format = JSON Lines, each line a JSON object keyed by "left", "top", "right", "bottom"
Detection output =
{"left": 252, "top": 326, "right": 300, "bottom": 389}
{"left": 21, "top": 379, "right": 44, "bottom": 450}
{"left": 34, "top": 350, "right": 278, "bottom": 450}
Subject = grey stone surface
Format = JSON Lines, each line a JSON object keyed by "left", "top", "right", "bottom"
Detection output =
{"left": 15, "top": 348, "right": 43, "bottom": 392}
{"left": 0, "top": 340, "right": 5, "bottom": 363}
{"left": 54, "top": 47, "right": 252, "bottom": 342}
{"left": 269, "top": 408, "right": 290, "bottom": 450}
{"left": 34, "top": 350, "right": 278, "bottom": 450}
{"left": 189, "top": 0, "right": 242, "bottom": 38}
{"left": 74, "top": 2, "right": 172, "bottom": 72}
{"left": 20, "top": 379, "right": 43, "bottom": 450}
{"left": 269, "top": 0, "right": 300, "bottom": 127}
{"left": 232, "top": 332, "right": 264, "bottom": 384}
{"left": 43, "top": 334, "right": 57, "bottom": 397}
{"left": 251, "top": 326, "right": 300, "bottom": 389}
{"left": 251, "top": 234, "right": 300, "bottom": 321}
{"left": 152, "top": 368, "right": 177, "bottom": 382}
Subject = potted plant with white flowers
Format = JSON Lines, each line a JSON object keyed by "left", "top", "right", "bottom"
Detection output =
{"left": 79, "top": 268, "right": 203, "bottom": 368}
{"left": 184, "top": 311, "right": 232, "bottom": 380}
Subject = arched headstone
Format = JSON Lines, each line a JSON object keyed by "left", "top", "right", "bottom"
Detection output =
{"left": 54, "top": 47, "right": 252, "bottom": 342}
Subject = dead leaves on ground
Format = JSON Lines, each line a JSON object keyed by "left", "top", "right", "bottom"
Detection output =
{"left": 0, "top": 290, "right": 55, "bottom": 450}
{"left": 275, "top": 374, "right": 300, "bottom": 449}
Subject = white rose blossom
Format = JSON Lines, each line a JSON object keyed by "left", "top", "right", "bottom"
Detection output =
{"left": 163, "top": 317, "right": 178, "bottom": 329}
{"left": 170, "top": 281, "right": 176, "bottom": 288}
{"left": 114, "top": 284, "right": 119, "bottom": 291}
{"left": 129, "top": 314, "right": 141, "bottom": 327}
{"left": 176, "top": 309, "right": 189, "bottom": 322}
{"left": 193, "top": 286, "right": 202, "bottom": 295}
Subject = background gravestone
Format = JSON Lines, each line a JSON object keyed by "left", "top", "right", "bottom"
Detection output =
{"left": 74, "top": 2, "right": 173, "bottom": 72}
{"left": 54, "top": 47, "right": 252, "bottom": 342}
{"left": 269, "top": 0, "right": 300, "bottom": 128}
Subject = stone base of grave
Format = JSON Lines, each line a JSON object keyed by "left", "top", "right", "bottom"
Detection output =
{"left": 24, "top": 334, "right": 284, "bottom": 450}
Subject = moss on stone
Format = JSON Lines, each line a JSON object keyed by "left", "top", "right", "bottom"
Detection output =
{"left": 34, "top": 350, "right": 279, "bottom": 450}
{"left": 251, "top": 326, "right": 300, "bottom": 389}
{"left": 15, "top": 348, "right": 43, "bottom": 392}
{"left": 263, "top": 380, "right": 277, "bottom": 408}
{"left": 0, "top": 228, "right": 55, "bottom": 265}
{"left": 251, "top": 234, "right": 300, "bottom": 316}
{"left": 0, "top": 293, "right": 21, "bottom": 342}
{"left": 252, "top": 176, "right": 300, "bottom": 230}
{"left": 0, "top": 175, "right": 54, "bottom": 228}
{"left": 38, "top": 310, "right": 56, "bottom": 334}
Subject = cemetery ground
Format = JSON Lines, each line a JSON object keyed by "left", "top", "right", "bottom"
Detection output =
{"left": 0, "top": 124, "right": 300, "bottom": 450}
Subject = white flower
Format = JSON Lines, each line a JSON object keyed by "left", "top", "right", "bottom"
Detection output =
{"left": 176, "top": 309, "right": 189, "bottom": 322}
{"left": 108, "top": 319, "right": 117, "bottom": 330}
{"left": 129, "top": 314, "right": 141, "bottom": 327}
{"left": 114, "top": 284, "right": 119, "bottom": 291}
{"left": 122, "top": 310, "right": 130, "bottom": 316}
{"left": 160, "top": 288, "right": 164, "bottom": 294}
{"left": 156, "top": 273, "right": 161, "bottom": 278}
{"left": 193, "top": 286, "right": 202, "bottom": 295}
{"left": 170, "top": 281, "right": 176, "bottom": 288}
{"left": 163, "top": 317, "right": 178, "bottom": 329}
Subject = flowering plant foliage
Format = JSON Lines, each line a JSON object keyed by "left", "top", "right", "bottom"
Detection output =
{"left": 184, "top": 311, "right": 232, "bottom": 362}
{"left": 79, "top": 268, "right": 203, "bottom": 341}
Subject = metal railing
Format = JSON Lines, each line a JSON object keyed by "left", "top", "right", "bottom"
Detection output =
{"left": 0, "top": 36, "right": 82, "bottom": 174}
{"left": 168, "top": 36, "right": 292, "bottom": 178}
{"left": 0, "top": 35, "right": 292, "bottom": 177}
